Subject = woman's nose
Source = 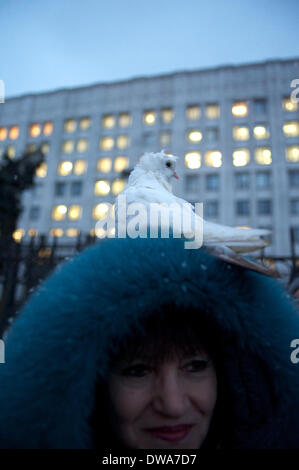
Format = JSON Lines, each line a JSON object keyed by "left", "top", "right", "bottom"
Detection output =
{"left": 151, "top": 370, "right": 188, "bottom": 417}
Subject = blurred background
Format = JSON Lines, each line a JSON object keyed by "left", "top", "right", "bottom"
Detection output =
{"left": 0, "top": 0, "right": 299, "bottom": 332}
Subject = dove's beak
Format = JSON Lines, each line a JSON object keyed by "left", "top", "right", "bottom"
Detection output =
{"left": 173, "top": 171, "right": 179, "bottom": 179}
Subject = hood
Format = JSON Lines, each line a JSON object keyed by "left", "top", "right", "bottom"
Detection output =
{"left": 0, "top": 237, "right": 299, "bottom": 449}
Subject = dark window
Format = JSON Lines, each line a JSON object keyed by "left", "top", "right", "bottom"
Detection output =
{"left": 205, "top": 200, "right": 219, "bottom": 218}
{"left": 184, "top": 175, "right": 200, "bottom": 193}
{"left": 29, "top": 206, "right": 40, "bottom": 220}
{"left": 71, "top": 181, "right": 83, "bottom": 196}
{"left": 288, "top": 170, "right": 299, "bottom": 187}
{"left": 292, "top": 227, "right": 299, "bottom": 243}
{"left": 235, "top": 172, "right": 250, "bottom": 189}
{"left": 206, "top": 174, "right": 220, "bottom": 191}
{"left": 205, "top": 127, "right": 219, "bottom": 143}
{"left": 290, "top": 199, "right": 299, "bottom": 215}
{"left": 257, "top": 199, "right": 272, "bottom": 215}
{"left": 236, "top": 200, "right": 250, "bottom": 216}
{"left": 55, "top": 182, "right": 67, "bottom": 196}
{"left": 142, "top": 132, "right": 155, "bottom": 146}
{"left": 31, "top": 183, "right": 43, "bottom": 198}
{"left": 254, "top": 98, "right": 267, "bottom": 114}
{"left": 256, "top": 171, "right": 271, "bottom": 189}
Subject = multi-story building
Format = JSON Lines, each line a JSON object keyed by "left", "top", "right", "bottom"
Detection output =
{"left": 0, "top": 57, "right": 299, "bottom": 255}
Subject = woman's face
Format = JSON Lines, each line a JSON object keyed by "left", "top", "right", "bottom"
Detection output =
{"left": 107, "top": 349, "right": 217, "bottom": 449}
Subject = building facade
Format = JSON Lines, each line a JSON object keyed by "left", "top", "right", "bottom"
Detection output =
{"left": 0, "top": 57, "right": 299, "bottom": 255}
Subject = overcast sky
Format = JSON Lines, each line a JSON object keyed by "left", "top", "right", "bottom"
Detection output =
{"left": 1, "top": 0, "right": 298, "bottom": 98}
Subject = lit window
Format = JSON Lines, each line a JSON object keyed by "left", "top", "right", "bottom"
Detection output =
{"left": 93, "top": 203, "right": 109, "bottom": 220}
{"left": 184, "top": 174, "right": 200, "bottom": 193}
{"left": 100, "top": 137, "right": 114, "bottom": 150}
{"left": 283, "top": 121, "right": 299, "bottom": 137}
{"left": 0, "top": 127, "right": 7, "bottom": 141}
{"left": 43, "top": 122, "right": 53, "bottom": 136}
{"left": 185, "top": 152, "right": 201, "bottom": 169}
{"left": 61, "top": 140, "right": 74, "bottom": 153}
{"left": 77, "top": 138, "right": 88, "bottom": 153}
{"left": 94, "top": 227, "right": 107, "bottom": 238}
{"left": 161, "top": 108, "right": 174, "bottom": 123}
{"left": 233, "top": 126, "right": 250, "bottom": 141}
{"left": 187, "top": 130, "right": 202, "bottom": 143}
{"left": 204, "top": 151, "right": 222, "bottom": 168}
{"left": 52, "top": 205, "right": 67, "bottom": 221}
{"left": 7, "top": 145, "right": 15, "bottom": 158}
{"left": 29, "top": 123, "right": 41, "bottom": 137}
{"left": 206, "top": 174, "right": 220, "bottom": 191}
{"left": 68, "top": 205, "right": 81, "bottom": 220}
{"left": 98, "top": 158, "right": 112, "bottom": 173}
{"left": 117, "top": 135, "right": 129, "bottom": 149}
{"left": 41, "top": 142, "right": 50, "bottom": 154}
{"left": 80, "top": 117, "right": 91, "bottom": 130}
{"left": 66, "top": 228, "right": 80, "bottom": 237}
{"left": 186, "top": 106, "right": 201, "bottom": 120}
{"left": 26, "top": 144, "right": 37, "bottom": 154}
{"left": 9, "top": 126, "right": 19, "bottom": 140}
{"left": 102, "top": 115, "right": 115, "bottom": 128}
{"left": 74, "top": 159, "right": 87, "bottom": 175}
{"left": 253, "top": 125, "right": 270, "bottom": 139}
{"left": 232, "top": 102, "right": 248, "bottom": 117}
{"left": 205, "top": 104, "right": 220, "bottom": 119}
{"left": 64, "top": 119, "right": 76, "bottom": 133}
{"left": 282, "top": 97, "right": 298, "bottom": 112}
{"left": 50, "top": 228, "right": 64, "bottom": 237}
{"left": 58, "top": 161, "right": 73, "bottom": 176}
{"left": 205, "top": 200, "right": 219, "bottom": 218}
{"left": 160, "top": 131, "right": 172, "bottom": 146}
{"left": 94, "top": 180, "right": 110, "bottom": 195}
{"left": 256, "top": 171, "right": 271, "bottom": 189}
{"left": 112, "top": 178, "right": 125, "bottom": 195}
{"left": 12, "top": 229, "right": 24, "bottom": 242}
{"left": 28, "top": 229, "right": 38, "bottom": 237}
{"left": 254, "top": 148, "right": 272, "bottom": 165}
{"left": 236, "top": 200, "right": 250, "bottom": 216}
{"left": 143, "top": 111, "right": 156, "bottom": 125}
{"left": 286, "top": 146, "right": 299, "bottom": 162}
{"left": 257, "top": 200, "right": 272, "bottom": 215}
{"left": 36, "top": 162, "right": 47, "bottom": 178}
{"left": 235, "top": 172, "right": 250, "bottom": 189}
{"left": 114, "top": 156, "right": 129, "bottom": 172}
{"left": 233, "top": 149, "right": 250, "bottom": 167}
{"left": 119, "top": 113, "right": 131, "bottom": 128}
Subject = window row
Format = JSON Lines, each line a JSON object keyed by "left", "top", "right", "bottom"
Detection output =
{"left": 184, "top": 171, "right": 274, "bottom": 192}
{"left": 201, "top": 200, "right": 274, "bottom": 217}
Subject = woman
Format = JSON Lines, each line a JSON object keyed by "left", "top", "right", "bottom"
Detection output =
{"left": 0, "top": 236, "right": 299, "bottom": 449}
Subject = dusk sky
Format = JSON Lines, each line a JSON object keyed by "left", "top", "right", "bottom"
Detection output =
{"left": 1, "top": 0, "right": 299, "bottom": 98}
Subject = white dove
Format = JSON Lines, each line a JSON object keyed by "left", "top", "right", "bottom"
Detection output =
{"left": 113, "top": 150, "right": 277, "bottom": 276}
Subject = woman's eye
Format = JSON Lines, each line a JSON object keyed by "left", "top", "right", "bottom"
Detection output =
{"left": 184, "top": 360, "right": 209, "bottom": 373}
{"left": 121, "top": 364, "right": 151, "bottom": 377}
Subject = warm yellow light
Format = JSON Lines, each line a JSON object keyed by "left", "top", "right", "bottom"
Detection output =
{"left": 119, "top": 113, "right": 131, "bottom": 127}
{"left": 64, "top": 119, "right": 76, "bottom": 133}
{"left": 74, "top": 159, "right": 87, "bottom": 175}
{"left": 161, "top": 108, "right": 174, "bottom": 123}
{"left": 41, "top": 142, "right": 50, "bottom": 154}
{"left": 100, "top": 137, "right": 114, "bottom": 150}
{"left": 94, "top": 180, "right": 110, "bottom": 195}
{"left": 114, "top": 156, "right": 129, "bottom": 172}
{"left": 28, "top": 229, "right": 38, "bottom": 237}
{"left": 205, "top": 151, "right": 222, "bottom": 168}
{"left": 233, "top": 126, "right": 250, "bottom": 141}
{"left": 102, "top": 115, "right": 115, "bottom": 128}
{"left": 283, "top": 121, "right": 299, "bottom": 137}
{"left": 95, "top": 227, "right": 107, "bottom": 238}
{"left": 160, "top": 131, "right": 171, "bottom": 146}
{"left": 143, "top": 111, "right": 156, "bottom": 125}
{"left": 253, "top": 125, "right": 270, "bottom": 139}
{"left": 80, "top": 117, "right": 91, "bottom": 130}
{"left": 58, "top": 161, "right": 73, "bottom": 176}
{"left": 7, "top": 146, "right": 15, "bottom": 158}
{"left": 205, "top": 104, "right": 220, "bottom": 119}
{"left": 117, "top": 135, "right": 129, "bottom": 149}
{"left": 9, "top": 126, "right": 19, "bottom": 140}
{"left": 30, "top": 123, "right": 41, "bottom": 137}
{"left": 254, "top": 148, "right": 272, "bottom": 165}
{"left": 186, "top": 106, "right": 201, "bottom": 120}
{"left": 184, "top": 152, "right": 201, "bottom": 169}
{"left": 108, "top": 227, "right": 115, "bottom": 237}
{"left": 50, "top": 228, "right": 64, "bottom": 237}
{"left": 286, "top": 145, "right": 299, "bottom": 162}
{"left": 66, "top": 228, "right": 79, "bottom": 237}
{"left": 283, "top": 98, "right": 298, "bottom": 112}
{"left": 43, "top": 121, "right": 53, "bottom": 136}
{"left": 12, "top": 229, "right": 24, "bottom": 242}
{"left": 52, "top": 205, "right": 67, "bottom": 221}
{"left": 93, "top": 203, "right": 110, "bottom": 219}
{"left": 36, "top": 162, "right": 47, "bottom": 178}
{"left": 233, "top": 149, "right": 250, "bottom": 167}
{"left": 112, "top": 178, "right": 125, "bottom": 195}
{"left": 188, "top": 130, "right": 202, "bottom": 143}
{"left": 26, "top": 144, "right": 36, "bottom": 154}
{"left": 68, "top": 205, "right": 81, "bottom": 220}
{"left": 0, "top": 127, "right": 7, "bottom": 141}
{"left": 61, "top": 140, "right": 74, "bottom": 153}
{"left": 98, "top": 158, "right": 112, "bottom": 173}
{"left": 77, "top": 138, "right": 88, "bottom": 153}
{"left": 232, "top": 102, "right": 248, "bottom": 117}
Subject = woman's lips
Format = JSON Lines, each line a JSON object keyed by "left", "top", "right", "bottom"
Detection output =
{"left": 145, "top": 424, "right": 194, "bottom": 442}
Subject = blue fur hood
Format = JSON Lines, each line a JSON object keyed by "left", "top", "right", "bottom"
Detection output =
{"left": 0, "top": 237, "right": 299, "bottom": 449}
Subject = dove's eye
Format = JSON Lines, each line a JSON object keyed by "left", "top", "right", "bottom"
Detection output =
{"left": 166, "top": 161, "right": 171, "bottom": 168}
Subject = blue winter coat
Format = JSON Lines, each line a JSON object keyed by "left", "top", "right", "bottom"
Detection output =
{"left": 0, "top": 237, "right": 299, "bottom": 449}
